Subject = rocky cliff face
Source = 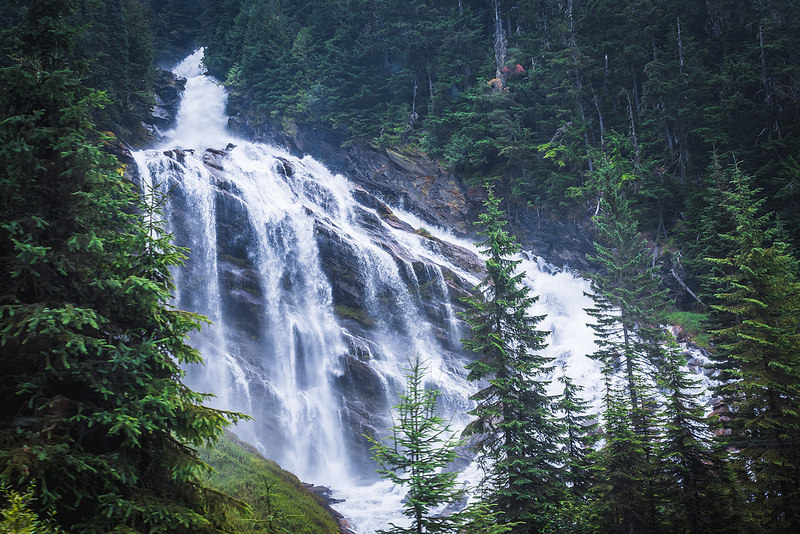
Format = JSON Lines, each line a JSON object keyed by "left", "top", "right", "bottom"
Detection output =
{"left": 227, "top": 115, "right": 597, "bottom": 273}
{"left": 151, "top": 69, "right": 186, "bottom": 132}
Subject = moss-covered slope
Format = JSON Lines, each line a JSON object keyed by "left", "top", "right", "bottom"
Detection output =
{"left": 199, "top": 431, "right": 343, "bottom": 534}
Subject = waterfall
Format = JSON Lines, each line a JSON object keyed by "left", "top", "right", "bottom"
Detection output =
{"left": 134, "top": 49, "right": 602, "bottom": 533}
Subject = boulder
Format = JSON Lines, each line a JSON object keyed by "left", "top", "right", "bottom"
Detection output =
{"left": 275, "top": 156, "right": 295, "bottom": 178}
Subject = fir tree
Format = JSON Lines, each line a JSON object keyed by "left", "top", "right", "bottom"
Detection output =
{"left": 461, "top": 188, "right": 562, "bottom": 532}
{"left": 584, "top": 156, "right": 665, "bottom": 444}
{"left": 551, "top": 371, "right": 598, "bottom": 534}
{"left": 367, "top": 356, "right": 463, "bottom": 534}
{"left": 585, "top": 155, "right": 669, "bottom": 379}
{"left": 555, "top": 371, "right": 598, "bottom": 500}
{"left": 583, "top": 155, "right": 667, "bottom": 532}
{"left": 655, "top": 341, "right": 740, "bottom": 534}
{"left": 708, "top": 164, "right": 800, "bottom": 530}
{"left": 0, "top": 3, "right": 246, "bottom": 531}
{"left": 368, "top": 354, "right": 516, "bottom": 534}
{"left": 587, "top": 378, "right": 650, "bottom": 534}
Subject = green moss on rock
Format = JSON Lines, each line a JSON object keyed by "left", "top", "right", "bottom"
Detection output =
{"left": 334, "top": 305, "right": 375, "bottom": 327}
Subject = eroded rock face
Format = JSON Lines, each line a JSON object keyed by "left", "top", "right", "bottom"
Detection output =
{"left": 344, "top": 145, "right": 477, "bottom": 234}
{"left": 151, "top": 69, "right": 186, "bottom": 130}
{"left": 226, "top": 117, "right": 595, "bottom": 271}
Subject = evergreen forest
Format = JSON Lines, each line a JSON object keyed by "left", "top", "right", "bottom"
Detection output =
{"left": 2, "top": 0, "right": 800, "bottom": 533}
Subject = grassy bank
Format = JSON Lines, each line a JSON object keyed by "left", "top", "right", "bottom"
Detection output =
{"left": 199, "top": 431, "right": 342, "bottom": 534}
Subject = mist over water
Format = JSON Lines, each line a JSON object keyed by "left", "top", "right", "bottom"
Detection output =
{"left": 134, "top": 49, "right": 601, "bottom": 533}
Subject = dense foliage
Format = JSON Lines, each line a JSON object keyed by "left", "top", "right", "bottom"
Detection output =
{"left": 707, "top": 165, "right": 800, "bottom": 530}
{"left": 0, "top": 2, "right": 246, "bottom": 532}
{"left": 188, "top": 1, "right": 800, "bottom": 252}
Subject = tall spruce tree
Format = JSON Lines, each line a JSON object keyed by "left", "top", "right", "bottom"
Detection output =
{"left": 584, "top": 156, "right": 665, "bottom": 435}
{"left": 707, "top": 164, "right": 800, "bottom": 531}
{"left": 461, "top": 188, "right": 562, "bottom": 532}
{"left": 587, "top": 378, "right": 650, "bottom": 534}
{"left": 550, "top": 371, "right": 598, "bottom": 534}
{"left": 0, "top": 2, "right": 245, "bottom": 531}
{"left": 583, "top": 155, "right": 667, "bottom": 532}
{"left": 584, "top": 155, "right": 669, "bottom": 379}
{"left": 555, "top": 371, "right": 598, "bottom": 501}
{"left": 655, "top": 341, "right": 740, "bottom": 534}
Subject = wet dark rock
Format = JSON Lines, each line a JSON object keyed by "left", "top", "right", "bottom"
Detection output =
{"left": 336, "top": 356, "right": 388, "bottom": 414}
{"left": 103, "top": 136, "right": 140, "bottom": 187}
{"left": 351, "top": 205, "right": 384, "bottom": 231}
{"left": 381, "top": 213, "right": 416, "bottom": 233}
{"left": 202, "top": 148, "right": 225, "bottom": 170}
{"left": 343, "top": 331, "right": 374, "bottom": 361}
{"left": 301, "top": 484, "right": 356, "bottom": 534}
{"left": 302, "top": 485, "right": 358, "bottom": 534}
{"left": 342, "top": 145, "right": 475, "bottom": 235}
{"left": 163, "top": 148, "right": 193, "bottom": 162}
{"left": 486, "top": 206, "right": 593, "bottom": 273}
{"left": 351, "top": 185, "right": 393, "bottom": 217}
{"left": 426, "top": 235, "right": 484, "bottom": 275}
{"left": 304, "top": 484, "right": 344, "bottom": 505}
{"left": 276, "top": 156, "right": 295, "bottom": 178}
{"left": 314, "top": 219, "right": 366, "bottom": 313}
{"left": 105, "top": 135, "right": 136, "bottom": 166}
{"left": 150, "top": 69, "right": 185, "bottom": 130}
{"left": 334, "top": 354, "right": 392, "bottom": 480}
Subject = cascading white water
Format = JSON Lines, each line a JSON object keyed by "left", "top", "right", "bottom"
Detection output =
{"left": 134, "top": 49, "right": 602, "bottom": 533}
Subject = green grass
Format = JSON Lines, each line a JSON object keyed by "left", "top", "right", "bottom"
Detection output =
{"left": 666, "top": 310, "right": 712, "bottom": 348}
{"left": 198, "top": 432, "right": 341, "bottom": 534}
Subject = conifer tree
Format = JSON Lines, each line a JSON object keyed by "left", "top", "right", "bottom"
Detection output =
{"left": 368, "top": 356, "right": 463, "bottom": 534}
{"left": 587, "top": 378, "right": 650, "bottom": 534}
{"left": 550, "top": 371, "right": 598, "bottom": 533}
{"left": 583, "top": 155, "right": 667, "bottom": 532}
{"left": 0, "top": 2, "right": 245, "bottom": 531}
{"left": 368, "top": 355, "right": 515, "bottom": 534}
{"left": 584, "top": 156, "right": 665, "bottom": 438}
{"left": 461, "top": 188, "right": 562, "bottom": 532}
{"left": 555, "top": 371, "right": 598, "bottom": 500}
{"left": 585, "top": 155, "right": 669, "bottom": 377}
{"left": 681, "top": 153, "right": 737, "bottom": 307}
{"left": 655, "top": 341, "right": 740, "bottom": 534}
{"left": 708, "top": 164, "right": 800, "bottom": 530}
